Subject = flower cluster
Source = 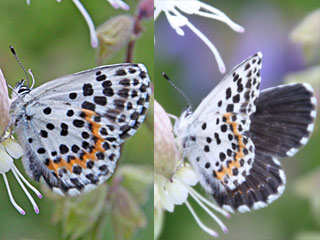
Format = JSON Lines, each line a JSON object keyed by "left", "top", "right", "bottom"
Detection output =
{"left": 155, "top": 0, "right": 244, "bottom": 73}
{"left": 154, "top": 100, "right": 230, "bottom": 239}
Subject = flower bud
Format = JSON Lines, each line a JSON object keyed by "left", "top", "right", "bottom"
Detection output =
{"left": 110, "top": 186, "right": 146, "bottom": 238}
{"left": 96, "top": 15, "right": 134, "bottom": 64}
{"left": 285, "top": 65, "right": 320, "bottom": 114}
{"left": 294, "top": 168, "right": 320, "bottom": 222}
{"left": 154, "top": 100, "right": 179, "bottom": 179}
{"left": 154, "top": 201, "right": 164, "bottom": 240}
{"left": 138, "top": 0, "right": 154, "bottom": 20}
{"left": 117, "top": 164, "right": 153, "bottom": 203}
{"left": 0, "top": 69, "right": 10, "bottom": 135}
{"left": 290, "top": 9, "right": 320, "bottom": 62}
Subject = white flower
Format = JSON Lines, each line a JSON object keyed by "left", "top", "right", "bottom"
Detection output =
{"left": 68, "top": 0, "right": 130, "bottom": 48}
{"left": 155, "top": 163, "right": 230, "bottom": 238}
{"left": 72, "top": 0, "right": 99, "bottom": 48}
{"left": 0, "top": 135, "right": 42, "bottom": 215}
{"left": 27, "top": 0, "right": 130, "bottom": 48}
{"left": 0, "top": 69, "right": 42, "bottom": 215}
{"left": 154, "top": 100, "right": 230, "bottom": 238}
{"left": 154, "top": 0, "right": 245, "bottom": 73}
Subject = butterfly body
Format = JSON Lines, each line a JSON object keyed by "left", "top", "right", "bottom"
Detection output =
{"left": 10, "top": 63, "right": 151, "bottom": 196}
{"left": 174, "top": 53, "right": 317, "bottom": 213}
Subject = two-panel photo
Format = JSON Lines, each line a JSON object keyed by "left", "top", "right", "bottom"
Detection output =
{"left": 0, "top": 1, "right": 318, "bottom": 240}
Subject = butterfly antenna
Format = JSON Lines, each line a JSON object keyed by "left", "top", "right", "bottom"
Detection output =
{"left": 162, "top": 72, "right": 192, "bottom": 109}
{"left": 28, "top": 69, "right": 35, "bottom": 89}
{"left": 9, "top": 46, "right": 30, "bottom": 88}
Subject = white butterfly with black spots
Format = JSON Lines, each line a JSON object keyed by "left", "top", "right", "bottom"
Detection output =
{"left": 174, "top": 52, "right": 317, "bottom": 213}
{"left": 9, "top": 63, "right": 151, "bottom": 196}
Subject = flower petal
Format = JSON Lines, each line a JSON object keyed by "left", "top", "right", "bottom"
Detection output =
{"left": 3, "top": 138, "right": 24, "bottom": 159}
{"left": 108, "top": 0, "right": 129, "bottom": 11}
{"left": 196, "top": 1, "right": 245, "bottom": 32}
{"left": 2, "top": 173, "right": 26, "bottom": 215}
{"left": 0, "top": 145, "right": 13, "bottom": 173}
{"left": 177, "top": 2, "right": 201, "bottom": 15}
{"left": 0, "top": 69, "right": 10, "bottom": 134}
{"left": 175, "top": 164, "right": 199, "bottom": 186}
{"left": 154, "top": 100, "right": 180, "bottom": 179}
{"left": 155, "top": 175, "right": 175, "bottom": 212}
{"left": 167, "top": 179, "right": 189, "bottom": 205}
{"left": 154, "top": 0, "right": 245, "bottom": 74}
{"left": 72, "top": 0, "right": 99, "bottom": 48}
{"left": 164, "top": 11, "right": 188, "bottom": 35}
{"left": 154, "top": 205, "right": 164, "bottom": 240}
{"left": 186, "top": 21, "right": 226, "bottom": 73}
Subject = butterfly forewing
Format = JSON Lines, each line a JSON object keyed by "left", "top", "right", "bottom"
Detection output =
{"left": 193, "top": 52, "right": 262, "bottom": 120}
{"left": 11, "top": 63, "right": 151, "bottom": 196}
{"left": 182, "top": 53, "right": 262, "bottom": 191}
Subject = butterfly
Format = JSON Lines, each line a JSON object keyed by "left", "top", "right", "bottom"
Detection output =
{"left": 173, "top": 52, "right": 317, "bottom": 213}
{"left": 8, "top": 62, "right": 151, "bottom": 196}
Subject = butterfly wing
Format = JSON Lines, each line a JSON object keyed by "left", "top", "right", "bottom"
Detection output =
{"left": 12, "top": 63, "right": 151, "bottom": 196}
{"left": 192, "top": 52, "right": 262, "bottom": 122}
{"left": 247, "top": 83, "right": 317, "bottom": 158}
{"left": 212, "top": 83, "right": 316, "bottom": 212}
{"left": 181, "top": 53, "right": 315, "bottom": 213}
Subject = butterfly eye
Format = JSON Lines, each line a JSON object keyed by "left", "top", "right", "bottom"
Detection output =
{"left": 17, "top": 86, "right": 30, "bottom": 94}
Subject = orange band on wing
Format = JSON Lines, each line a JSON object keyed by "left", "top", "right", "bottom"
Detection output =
{"left": 214, "top": 113, "right": 245, "bottom": 182}
{"left": 46, "top": 109, "right": 110, "bottom": 176}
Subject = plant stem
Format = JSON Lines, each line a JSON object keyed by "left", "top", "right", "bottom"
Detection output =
{"left": 125, "top": 15, "right": 143, "bottom": 63}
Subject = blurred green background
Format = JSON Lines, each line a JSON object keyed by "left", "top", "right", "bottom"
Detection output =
{"left": 155, "top": 0, "right": 319, "bottom": 240}
{"left": 0, "top": 1, "right": 153, "bottom": 239}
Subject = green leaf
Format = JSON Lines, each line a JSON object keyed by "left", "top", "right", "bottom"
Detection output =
{"left": 61, "top": 184, "right": 109, "bottom": 239}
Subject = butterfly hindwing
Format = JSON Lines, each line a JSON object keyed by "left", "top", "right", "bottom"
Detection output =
{"left": 213, "top": 83, "right": 317, "bottom": 212}
{"left": 211, "top": 151, "right": 286, "bottom": 213}
{"left": 11, "top": 63, "right": 151, "bottom": 196}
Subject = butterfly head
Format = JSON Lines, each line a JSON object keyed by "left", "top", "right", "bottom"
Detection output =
{"left": 9, "top": 46, "right": 35, "bottom": 100}
{"left": 11, "top": 79, "right": 31, "bottom": 98}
